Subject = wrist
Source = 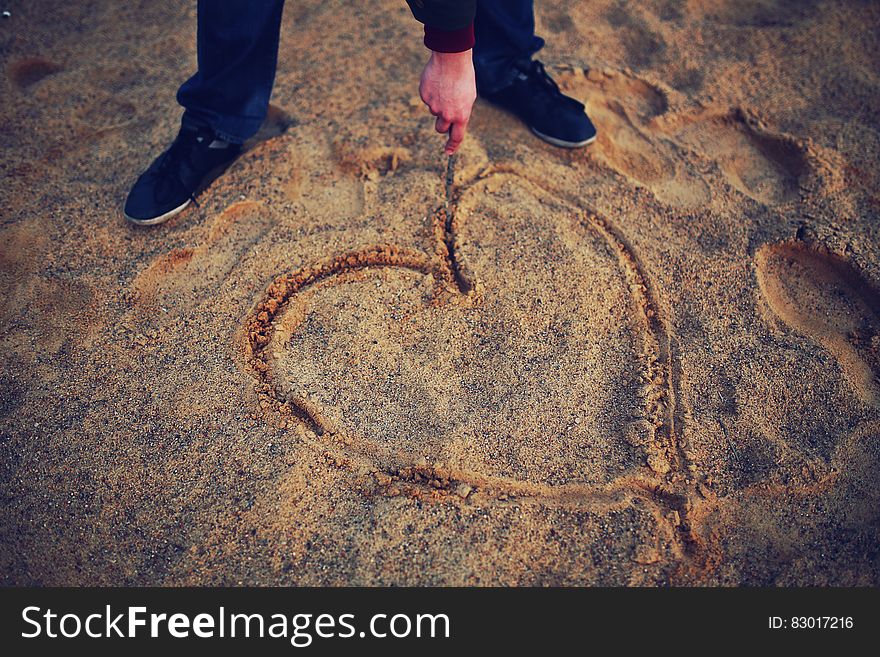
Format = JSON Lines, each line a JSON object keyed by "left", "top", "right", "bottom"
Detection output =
{"left": 430, "top": 49, "right": 473, "bottom": 70}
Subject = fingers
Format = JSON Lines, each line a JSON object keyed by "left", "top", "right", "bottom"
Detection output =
{"left": 423, "top": 94, "right": 472, "bottom": 154}
{"left": 444, "top": 117, "right": 468, "bottom": 155}
{"left": 435, "top": 115, "right": 452, "bottom": 135}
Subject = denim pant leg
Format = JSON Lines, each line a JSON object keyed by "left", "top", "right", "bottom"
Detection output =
{"left": 474, "top": 0, "right": 544, "bottom": 94}
{"left": 177, "top": 0, "right": 285, "bottom": 143}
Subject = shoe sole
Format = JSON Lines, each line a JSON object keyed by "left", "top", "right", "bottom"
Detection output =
{"left": 124, "top": 198, "right": 191, "bottom": 226}
{"left": 531, "top": 127, "right": 597, "bottom": 149}
{"left": 122, "top": 153, "right": 241, "bottom": 227}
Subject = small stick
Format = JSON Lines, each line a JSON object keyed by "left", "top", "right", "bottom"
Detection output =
{"left": 444, "top": 153, "right": 456, "bottom": 209}
{"left": 718, "top": 418, "right": 740, "bottom": 465}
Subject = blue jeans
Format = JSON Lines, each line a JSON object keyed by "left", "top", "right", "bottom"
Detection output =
{"left": 474, "top": 1, "right": 544, "bottom": 94}
{"left": 178, "top": 0, "right": 542, "bottom": 143}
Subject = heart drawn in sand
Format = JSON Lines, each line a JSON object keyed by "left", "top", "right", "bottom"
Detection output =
{"left": 244, "top": 170, "right": 681, "bottom": 503}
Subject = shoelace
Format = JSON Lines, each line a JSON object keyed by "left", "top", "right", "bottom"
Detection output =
{"left": 153, "top": 129, "right": 203, "bottom": 207}
{"left": 518, "top": 60, "right": 583, "bottom": 109}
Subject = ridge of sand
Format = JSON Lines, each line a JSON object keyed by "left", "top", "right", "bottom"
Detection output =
{"left": 1, "top": 0, "right": 878, "bottom": 585}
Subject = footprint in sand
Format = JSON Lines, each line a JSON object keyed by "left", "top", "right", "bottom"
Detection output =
{"left": 565, "top": 69, "right": 711, "bottom": 208}
{"left": 756, "top": 240, "right": 880, "bottom": 405}
{"left": 133, "top": 200, "right": 274, "bottom": 311}
{"left": 331, "top": 118, "right": 413, "bottom": 181}
{"left": 560, "top": 69, "right": 807, "bottom": 207}
{"left": 0, "top": 219, "right": 101, "bottom": 354}
{"left": 7, "top": 57, "right": 62, "bottom": 90}
{"left": 76, "top": 96, "right": 137, "bottom": 131}
{"left": 669, "top": 110, "right": 806, "bottom": 205}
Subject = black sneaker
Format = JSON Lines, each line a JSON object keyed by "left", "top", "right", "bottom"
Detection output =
{"left": 123, "top": 125, "right": 242, "bottom": 225}
{"left": 480, "top": 59, "right": 597, "bottom": 148}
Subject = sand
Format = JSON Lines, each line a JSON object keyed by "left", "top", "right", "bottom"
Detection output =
{"left": 1, "top": 0, "right": 879, "bottom": 585}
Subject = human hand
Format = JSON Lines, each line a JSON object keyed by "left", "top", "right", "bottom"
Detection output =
{"left": 419, "top": 49, "right": 477, "bottom": 155}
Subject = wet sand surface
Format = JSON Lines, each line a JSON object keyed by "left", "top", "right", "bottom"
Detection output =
{"left": 1, "top": 0, "right": 879, "bottom": 585}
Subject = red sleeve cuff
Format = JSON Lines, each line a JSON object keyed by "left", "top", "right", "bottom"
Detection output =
{"left": 423, "top": 23, "right": 474, "bottom": 53}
